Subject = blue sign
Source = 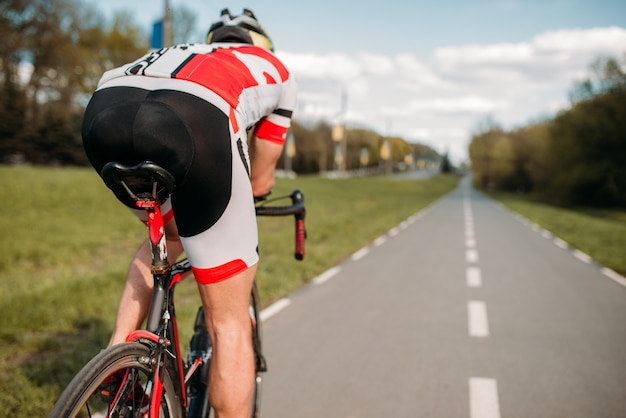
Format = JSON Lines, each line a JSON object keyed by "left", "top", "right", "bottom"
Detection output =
{"left": 151, "top": 21, "right": 163, "bottom": 49}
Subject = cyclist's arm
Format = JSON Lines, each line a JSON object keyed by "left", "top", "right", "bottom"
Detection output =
{"left": 250, "top": 134, "right": 283, "bottom": 198}
{"left": 250, "top": 71, "right": 297, "bottom": 197}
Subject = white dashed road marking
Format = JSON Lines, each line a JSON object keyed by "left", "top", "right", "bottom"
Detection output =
{"left": 463, "top": 197, "right": 501, "bottom": 417}
{"left": 469, "top": 377, "right": 501, "bottom": 418}
{"left": 468, "top": 300, "right": 490, "bottom": 338}
{"left": 511, "top": 211, "right": 626, "bottom": 289}
{"left": 260, "top": 298, "right": 292, "bottom": 322}
{"left": 467, "top": 266, "right": 483, "bottom": 288}
{"left": 351, "top": 247, "right": 370, "bottom": 261}
{"left": 602, "top": 268, "right": 626, "bottom": 287}
{"left": 312, "top": 266, "right": 341, "bottom": 285}
{"left": 572, "top": 249, "right": 592, "bottom": 264}
{"left": 374, "top": 236, "right": 387, "bottom": 246}
{"left": 466, "top": 249, "right": 479, "bottom": 263}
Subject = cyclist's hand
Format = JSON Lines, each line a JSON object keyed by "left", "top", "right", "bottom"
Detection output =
{"left": 254, "top": 191, "right": 272, "bottom": 203}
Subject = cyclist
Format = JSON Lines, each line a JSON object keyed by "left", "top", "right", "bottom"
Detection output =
{"left": 81, "top": 8, "right": 297, "bottom": 417}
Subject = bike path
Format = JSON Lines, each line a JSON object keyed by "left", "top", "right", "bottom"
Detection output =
{"left": 260, "top": 176, "right": 626, "bottom": 417}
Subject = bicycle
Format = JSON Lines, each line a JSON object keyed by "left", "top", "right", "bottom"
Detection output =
{"left": 48, "top": 161, "right": 306, "bottom": 418}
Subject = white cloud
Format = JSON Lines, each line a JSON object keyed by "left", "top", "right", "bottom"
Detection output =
{"left": 409, "top": 96, "right": 497, "bottom": 114}
{"left": 395, "top": 53, "right": 449, "bottom": 88}
{"left": 355, "top": 52, "right": 395, "bottom": 75}
{"left": 533, "top": 27, "right": 626, "bottom": 54}
{"left": 278, "top": 51, "right": 362, "bottom": 81}
{"left": 434, "top": 42, "right": 534, "bottom": 66}
{"left": 281, "top": 26, "right": 626, "bottom": 164}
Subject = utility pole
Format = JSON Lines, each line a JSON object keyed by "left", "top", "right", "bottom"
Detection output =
{"left": 163, "top": 0, "right": 173, "bottom": 47}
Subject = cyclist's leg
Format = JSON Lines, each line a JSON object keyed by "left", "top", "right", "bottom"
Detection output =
{"left": 196, "top": 266, "right": 257, "bottom": 418}
{"left": 109, "top": 88, "right": 259, "bottom": 417}
{"left": 109, "top": 219, "right": 184, "bottom": 346}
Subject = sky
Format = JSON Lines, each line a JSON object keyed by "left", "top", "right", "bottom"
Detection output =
{"left": 85, "top": 0, "right": 626, "bottom": 164}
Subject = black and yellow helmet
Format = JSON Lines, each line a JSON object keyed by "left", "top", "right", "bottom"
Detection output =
{"left": 206, "top": 8, "right": 274, "bottom": 51}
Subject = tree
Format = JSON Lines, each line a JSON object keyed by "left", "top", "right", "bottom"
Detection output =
{"left": 510, "top": 122, "right": 552, "bottom": 193}
{"left": 440, "top": 152, "right": 452, "bottom": 173}
{"left": 0, "top": 0, "right": 149, "bottom": 165}
{"left": 570, "top": 55, "right": 626, "bottom": 103}
{"left": 469, "top": 127, "right": 504, "bottom": 189}
{"left": 469, "top": 53, "right": 626, "bottom": 208}
{"left": 0, "top": 74, "right": 28, "bottom": 160}
{"left": 549, "top": 87, "right": 626, "bottom": 206}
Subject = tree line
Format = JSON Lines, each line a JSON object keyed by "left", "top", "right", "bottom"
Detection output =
{"left": 282, "top": 122, "right": 440, "bottom": 174}
{"left": 1, "top": 0, "right": 148, "bottom": 165}
{"left": 469, "top": 54, "right": 626, "bottom": 208}
{"left": 0, "top": 0, "right": 440, "bottom": 172}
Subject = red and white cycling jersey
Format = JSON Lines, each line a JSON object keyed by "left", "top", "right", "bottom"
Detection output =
{"left": 98, "top": 43, "right": 297, "bottom": 145}
{"left": 89, "top": 43, "right": 298, "bottom": 284}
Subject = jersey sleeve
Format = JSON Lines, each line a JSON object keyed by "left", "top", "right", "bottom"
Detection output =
{"left": 253, "top": 74, "right": 297, "bottom": 145}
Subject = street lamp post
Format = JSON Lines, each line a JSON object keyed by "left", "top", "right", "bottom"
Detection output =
{"left": 380, "top": 139, "right": 392, "bottom": 176}
{"left": 331, "top": 124, "right": 345, "bottom": 172}
{"left": 332, "top": 89, "right": 348, "bottom": 174}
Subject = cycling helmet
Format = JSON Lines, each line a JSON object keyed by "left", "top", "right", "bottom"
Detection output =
{"left": 206, "top": 8, "right": 274, "bottom": 51}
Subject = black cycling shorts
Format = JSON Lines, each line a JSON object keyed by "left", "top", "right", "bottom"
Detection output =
{"left": 82, "top": 86, "right": 258, "bottom": 283}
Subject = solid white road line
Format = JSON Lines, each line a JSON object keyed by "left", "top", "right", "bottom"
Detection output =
{"left": 467, "top": 267, "right": 483, "bottom": 288}
{"left": 260, "top": 298, "right": 292, "bottom": 322}
{"left": 469, "top": 377, "right": 501, "bottom": 418}
{"left": 468, "top": 301, "right": 490, "bottom": 337}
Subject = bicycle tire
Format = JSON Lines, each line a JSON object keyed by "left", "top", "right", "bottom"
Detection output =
{"left": 48, "top": 342, "right": 183, "bottom": 418}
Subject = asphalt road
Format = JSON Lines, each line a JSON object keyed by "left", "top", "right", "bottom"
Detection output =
{"left": 258, "top": 176, "right": 626, "bottom": 418}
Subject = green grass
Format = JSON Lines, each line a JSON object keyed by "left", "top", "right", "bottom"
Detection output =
{"left": 489, "top": 191, "right": 626, "bottom": 276}
{"left": 0, "top": 165, "right": 459, "bottom": 416}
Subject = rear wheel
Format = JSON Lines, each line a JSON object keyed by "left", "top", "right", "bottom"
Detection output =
{"left": 48, "top": 342, "right": 182, "bottom": 418}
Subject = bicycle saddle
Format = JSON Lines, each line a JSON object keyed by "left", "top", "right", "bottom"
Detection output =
{"left": 101, "top": 161, "right": 175, "bottom": 208}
